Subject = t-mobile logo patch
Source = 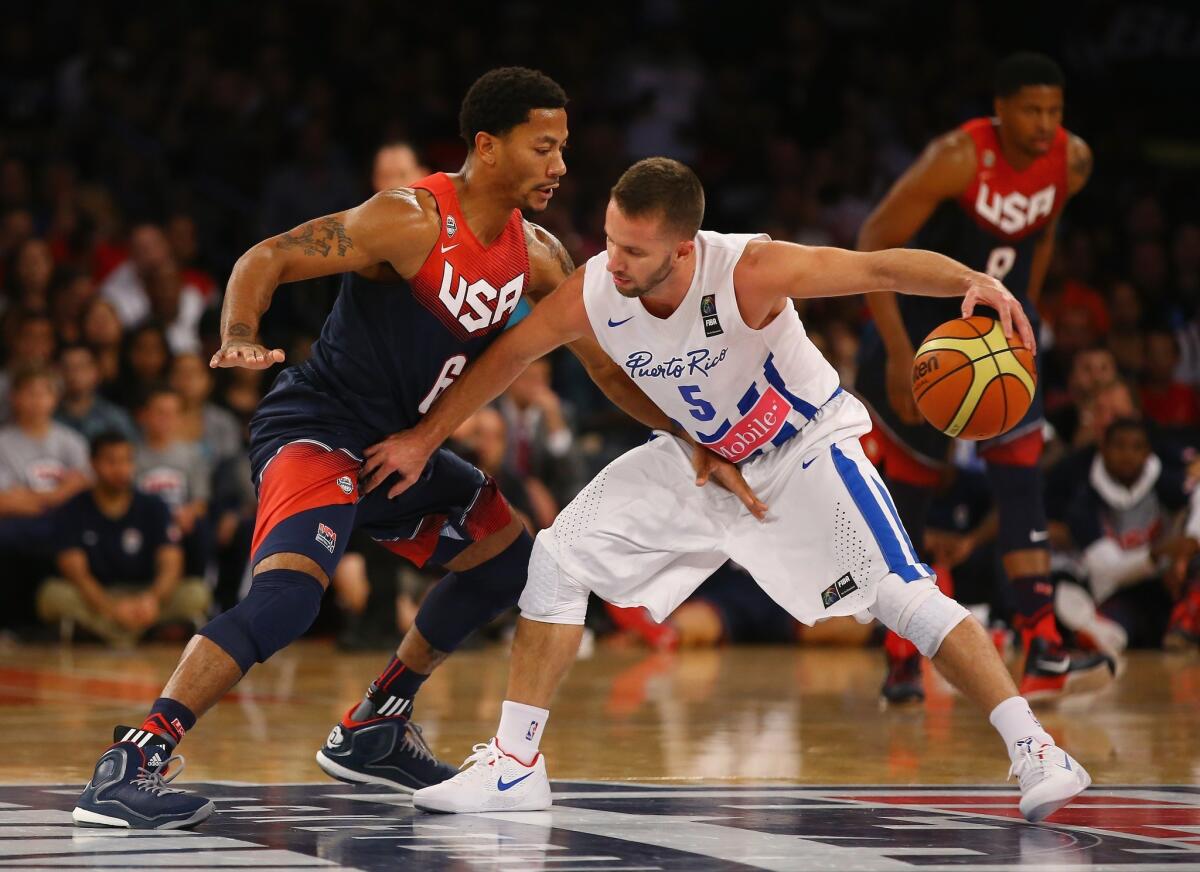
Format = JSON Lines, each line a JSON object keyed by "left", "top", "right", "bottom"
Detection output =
{"left": 525, "top": 720, "right": 539, "bottom": 741}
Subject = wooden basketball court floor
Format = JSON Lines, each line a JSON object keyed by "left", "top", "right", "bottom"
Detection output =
{"left": 0, "top": 640, "right": 1198, "bottom": 870}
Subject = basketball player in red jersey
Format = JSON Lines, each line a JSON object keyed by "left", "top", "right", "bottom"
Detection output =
{"left": 853, "top": 52, "right": 1113, "bottom": 702}
{"left": 73, "top": 67, "right": 758, "bottom": 830}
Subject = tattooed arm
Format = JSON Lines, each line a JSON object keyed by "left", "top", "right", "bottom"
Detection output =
{"left": 212, "top": 190, "right": 440, "bottom": 369}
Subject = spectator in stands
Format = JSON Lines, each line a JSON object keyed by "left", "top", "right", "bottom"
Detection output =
{"left": 0, "top": 365, "right": 91, "bottom": 591}
{"left": 37, "top": 431, "right": 209, "bottom": 646}
{"left": 452, "top": 406, "right": 556, "bottom": 531}
{"left": 133, "top": 385, "right": 210, "bottom": 574}
{"left": 1061, "top": 418, "right": 1199, "bottom": 651}
{"left": 48, "top": 269, "right": 96, "bottom": 346}
{"left": 56, "top": 344, "right": 138, "bottom": 442}
{"left": 0, "top": 310, "right": 56, "bottom": 421}
{"left": 80, "top": 297, "right": 123, "bottom": 388}
{"left": 1107, "top": 281, "right": 1146, "bottom": 377}
{"left": 145, "top": 259, "right": 207, "bottom": 354}
{"left": 499, "top": 358, "right": 587, "bottom": 508}
{"left": 1140, "top": 328, "right": 1200, "bottom": 430}
{"left": 9, "top": 237, "right": 55, "bottom": 312}
{"left": 111, "top": 322, "right": 172, "bottom": 410}
{"left": 99, "top": 224, "right": 174, "bottom": 328}
{"left": 1047, "top": 347, "right": 1118, "bottom": 448}
{"left": 371, "top": 141, "right": 428, "bottom": 192}
{"left": 165, "top": 213, "right": 216, "bottom": 300}
{"left": 169, "top": 353, "right": 242, "bottom": 466}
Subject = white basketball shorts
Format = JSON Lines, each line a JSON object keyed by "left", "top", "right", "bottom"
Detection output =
{"left": 519, "top": 391, "right": 934, "bottom": 627}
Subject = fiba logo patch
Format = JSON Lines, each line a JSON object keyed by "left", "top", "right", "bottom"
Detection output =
{"left": 700, "top": 293, "right": 723, "bottom": 337}
{"left": 316, "top": 522, "right": 337, "bottom": 554}
{"left": 445, "top": 215, "right": 458, "bottom": 237}
{"left": 336, "top": 475, "right": 354, "bottom": 495}
{"left": 821, "top": 572, "right": 859, "bottom": 609}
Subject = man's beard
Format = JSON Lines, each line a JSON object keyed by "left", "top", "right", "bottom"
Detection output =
{"left": 617, "top": 254, "right": 674, "bottom": 298}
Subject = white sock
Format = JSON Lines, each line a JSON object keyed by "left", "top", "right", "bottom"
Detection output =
{"left": 989, "top": 696, "right": 1054, "bottom": 758}
{"left": 495, "top": 700, "right": 549, "bottom": 766}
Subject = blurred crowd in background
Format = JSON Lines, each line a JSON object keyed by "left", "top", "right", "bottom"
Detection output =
{"left": 1, "top": 1, "right": 1198, "bottom": 653}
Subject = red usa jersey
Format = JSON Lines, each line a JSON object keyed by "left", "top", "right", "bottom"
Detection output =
{"left": 957, "top": 117, "right": 1069, "bottom": 242}
{"left": 408, "top": 173, "right": 530, "bottom": 342}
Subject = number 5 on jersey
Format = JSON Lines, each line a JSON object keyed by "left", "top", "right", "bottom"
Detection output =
{"left": 678, "top": 384, "right": 716, "bottom": 421}
{"left": 419, "top": 354, "right": 468, "bottom": 414}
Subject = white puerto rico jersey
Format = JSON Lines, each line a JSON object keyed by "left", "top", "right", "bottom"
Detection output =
{"left": 583, "top": 231, "right": 843, "bottom": 463}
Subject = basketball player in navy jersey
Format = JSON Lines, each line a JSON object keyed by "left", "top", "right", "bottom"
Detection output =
{"left": 853, "top": 52, "right": 1112, "bottom": 703}
{"left": 72, "top": 67, "right": 757, "bottom": 830}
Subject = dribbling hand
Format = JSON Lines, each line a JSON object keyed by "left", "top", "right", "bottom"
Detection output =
{"left": 960, "top": 272, "right": 1037, "bottom": 353}
{"left": 210, "top": 341, "right": 286, "bottom": 370}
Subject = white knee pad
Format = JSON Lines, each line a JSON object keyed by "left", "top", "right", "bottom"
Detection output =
{"left": 869, "top": 573, "right": 970, "bottom": 658}
{"left": 518, "top": 532, "right": 590, "bottom": 626}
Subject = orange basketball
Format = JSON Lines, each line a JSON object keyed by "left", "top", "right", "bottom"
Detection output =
{"left": 911, "top": 315, "right": 1037, "bottom": 440}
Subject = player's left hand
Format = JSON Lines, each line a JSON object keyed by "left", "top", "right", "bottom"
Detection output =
{"left": 691, "top": 443, "right": 768, "bottom": 522}
{"left": 362, "top": 431, "right": 435, "bottom": 498}
{"left": 960, "top": 272, "right": 1037, "bottom": 353}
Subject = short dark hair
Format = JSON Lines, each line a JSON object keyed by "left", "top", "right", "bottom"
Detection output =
{"left": 459, "top": 67, "right": 567, "bottom": 146}
{"left": 10, "top": 362, "right": 58, "bottom": 393}
{"left": 995, "top": 52, "right": 1064, "bottom": 97}
{"left": 1103, "top": 416, "right": 1148, "bottom": 445}
{"left": 90, "top": 430, "right": 131, "bottom": 458}
{"left": 136, "top": 382, "right": 179, "bottom": 411}
{"left": 58, "top": 342, "right": 95, "bottom": 361}
{"left": 610, "top": 158, "right": 706, "bottom": 239}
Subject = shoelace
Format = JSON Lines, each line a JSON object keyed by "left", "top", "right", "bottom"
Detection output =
{"left": 1007, "top": 742, "right": 1051, "bottom": 790}
{"left": 131, "top": 755, "right": 188, "bottom": 796}
{"left": 401, "top": 722, "right": 437, "bottom": 764}
{"left": 459, "top": 742, "right": 500, "bottom": 772}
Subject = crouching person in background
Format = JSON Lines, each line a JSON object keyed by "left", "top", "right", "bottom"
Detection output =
{"left": 1058, "top": 417, "right": 1200, "bottom": 654}
{"left": 37, "top": 431, "right": 210, "bottom": 646}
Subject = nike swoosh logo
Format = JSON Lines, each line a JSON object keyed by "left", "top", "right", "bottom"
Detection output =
{"left": 1058, "top": 756, "right": 1072, "bottom": 772}
{"left": 802, "top": 457, "right": 817, "bottom": 469}
{"left": 497, "top": 772, "right": 534, "bottom": 791}
{"left": 1035, "top": 658, "right": 1071, "bottom": 674}
{"left": 1029, "top": 530, "right": 1050, "bottom": 543}
{"left": 608, "top": 316, "right": 634, "bottom": 327}
{"left": 441, "top": 243, "right": 460, "bottom": 254}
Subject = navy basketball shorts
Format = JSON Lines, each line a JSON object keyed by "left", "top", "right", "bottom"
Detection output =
{"left": 249, "top": 439, "right": 513, "bottom": 580}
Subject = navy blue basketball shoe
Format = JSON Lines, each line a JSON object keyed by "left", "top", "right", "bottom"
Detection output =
{"left": 73, "top": 726, "right": 215, "bottom": 829}
{"left": 316, "top": 702, "right": 457, "bottom": 792}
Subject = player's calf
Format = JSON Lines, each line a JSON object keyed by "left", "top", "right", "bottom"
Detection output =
{"left": 318, "top": 530, "right": 535, "bottom": 791}
{"left": 872, "top": 574, "right": 1091, "bottom": 821}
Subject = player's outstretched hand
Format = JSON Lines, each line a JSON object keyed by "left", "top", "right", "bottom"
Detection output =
{"left": 210, "top": 341, "right": 286, "bottom": 369}
{"left": 691, "top": 442, "right": 768, "bottom": 522}
{"left": 960, "top": 272, "right": 1037, "bottom": 353}
{"left": 362, "top": 431, "right": 435, "bottom": 499}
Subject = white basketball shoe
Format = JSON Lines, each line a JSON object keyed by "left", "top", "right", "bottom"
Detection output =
{"left": 412, "top": 738, "right": 552, "bottom": 814}
{"left": 1009, "top": 738, "right": 1091, "bottom": 822}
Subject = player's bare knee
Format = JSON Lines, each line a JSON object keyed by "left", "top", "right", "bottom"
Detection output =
{"left": 868, "top": 573, "right": 969, "bottom": 658}
{"left": 253, "top": 551, "right": 330, "bottom": 588}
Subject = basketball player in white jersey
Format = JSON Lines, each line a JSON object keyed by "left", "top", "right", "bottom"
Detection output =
{"left": 362, "top": 158, "right": 1090, "bottom": 822}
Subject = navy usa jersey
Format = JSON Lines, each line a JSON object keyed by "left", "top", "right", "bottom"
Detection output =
{"left": 249, "top": 173, "right": 530, "bottom": 476}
